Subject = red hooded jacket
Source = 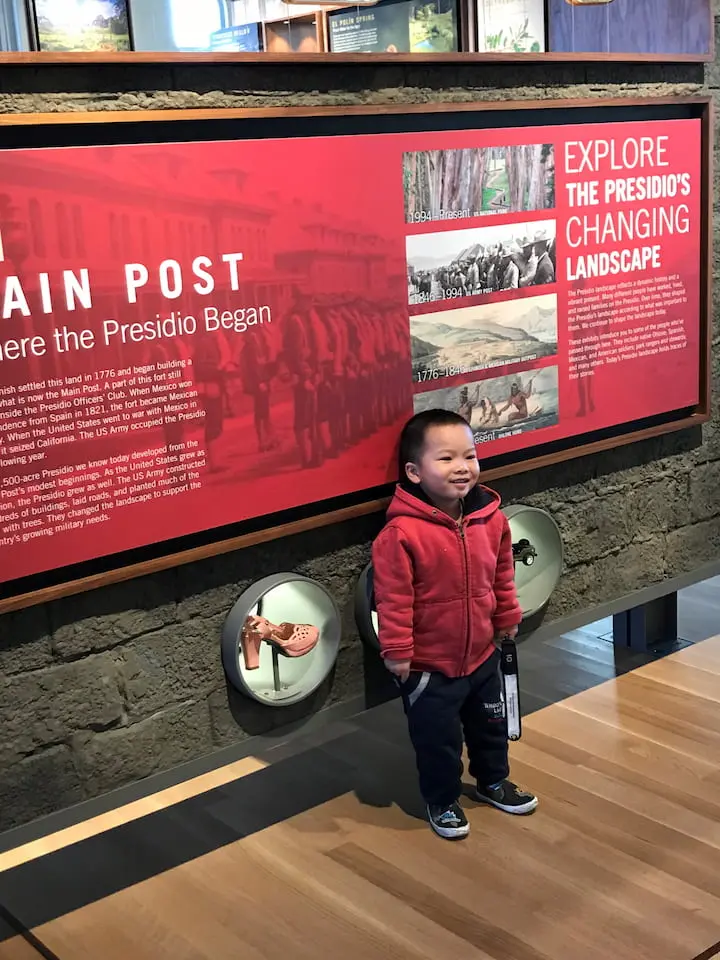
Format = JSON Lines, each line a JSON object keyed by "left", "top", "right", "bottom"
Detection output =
{"left": 372, "top": 482, "right": 521, "bottom": 678}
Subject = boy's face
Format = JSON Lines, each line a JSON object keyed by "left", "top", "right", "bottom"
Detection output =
{"left": 406, "top": 423, "right": 480, "bottom": 509}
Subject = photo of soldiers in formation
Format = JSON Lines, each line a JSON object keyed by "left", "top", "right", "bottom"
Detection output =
{"left": 407, "top": 220, "right": 556, "bottom": 305}
{"left": 189, "top": 294, "right": 410, "bottom": 474}
{"left": 275, "top": 295, "right": 410, "bottom": 469}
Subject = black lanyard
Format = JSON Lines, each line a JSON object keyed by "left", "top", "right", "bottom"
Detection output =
{"left": 501, "top": 636, "right": 522, "bottom": 741}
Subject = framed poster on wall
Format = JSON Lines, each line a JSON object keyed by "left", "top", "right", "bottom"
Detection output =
{"left": 328, "top": 0, "right": 458, "bottom": 53}
{"left": 130, "top": 0, "right": 231, "bottom": 52}
{"left": 547, "top": 0, "right": 713, "bottom": 56}
{"left": 33, "top": 0, "right": 131, "bottom": 52}
{"left": 210, "top": 23, "right": 263, "bottom": 51}
{"left": 0, "top": 0, "right": 32, "bottom": 51}
{"left": 476, "top": 0, "right": 545, "bottom": 53}
{"left": 0, "top": 97, "right": 711, "bottom": 609}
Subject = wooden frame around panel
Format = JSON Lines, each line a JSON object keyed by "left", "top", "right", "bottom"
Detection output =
{"left": 0, "top": 95, "right": 712, "bottom": 614}
{"left": 1, "top": 0, "right": 715, "bottom": 63}
{"left": 0, "top": 48, "right": 712, "bottom": 63}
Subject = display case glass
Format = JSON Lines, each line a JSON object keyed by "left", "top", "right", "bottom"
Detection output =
{"left": 504, "top": 504, "right": 563, "bottom": 620}
{"left": 222, "top": 574, "right": 342, "bottom": 705}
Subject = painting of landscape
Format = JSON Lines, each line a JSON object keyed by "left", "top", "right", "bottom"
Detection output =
{"left": 411, "top": 293, "right": 558, "bottom": 382}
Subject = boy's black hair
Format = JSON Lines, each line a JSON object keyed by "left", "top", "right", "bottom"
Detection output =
{"left": 398, "top": 409, "right": 472, "bottom": 478}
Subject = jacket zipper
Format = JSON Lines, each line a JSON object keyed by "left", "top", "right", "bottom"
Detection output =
{"left": 458, "top": 519, "right": 471, "bottom": 674}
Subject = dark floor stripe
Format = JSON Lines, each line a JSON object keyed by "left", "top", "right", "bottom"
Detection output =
{"left": 692, "top": 941, "right": 720, "bottom": 960}
{"left": 0, "top": 743, "right": 354, "bottom": 935}
{"left": 0, "top": 903, "right": 61, "bottom": 960}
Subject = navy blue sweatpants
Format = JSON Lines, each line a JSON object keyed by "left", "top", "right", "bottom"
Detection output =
{"left": 398, "top": 650, "right": 509, "bottom": 807}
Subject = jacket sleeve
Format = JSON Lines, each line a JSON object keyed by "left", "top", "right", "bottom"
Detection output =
{"left": 492, "top": 514, "right": 522, "bottom": 632}
{"left": 372, "top": 525, "right": 415, "bottom": 662}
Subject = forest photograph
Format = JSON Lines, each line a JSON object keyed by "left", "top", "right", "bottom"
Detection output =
{"left": 403, "top": 143, "right": 555, "bottom": 223}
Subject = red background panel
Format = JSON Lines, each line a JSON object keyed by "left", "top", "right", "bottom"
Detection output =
{"left": 0, "top": 115, "right": 704, "bottom": 585}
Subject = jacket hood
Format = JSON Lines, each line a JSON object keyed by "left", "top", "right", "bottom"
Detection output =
{"left": 388, "top": 481, "right": 501, "bottom": 525}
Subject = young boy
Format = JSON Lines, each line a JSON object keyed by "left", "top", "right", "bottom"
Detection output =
{"left": 372, "top": 409, "right": 538, "bottom": 840}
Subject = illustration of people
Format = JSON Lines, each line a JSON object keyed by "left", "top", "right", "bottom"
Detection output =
{"left": 477, "top": 395, "right": 500, "bottom": 427}
{"left": 499, "top": 377, "right": 535, "bottom": 423}
{"left": 455, "top": 383, "right": 496, "bottom": 428}
{"left": 457, "top": 385, "right": 477, "bottom": 424}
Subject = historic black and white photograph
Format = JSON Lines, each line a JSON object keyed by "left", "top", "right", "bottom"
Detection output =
{"left": 407, "top": 219, "right": 556, "bottom": 305}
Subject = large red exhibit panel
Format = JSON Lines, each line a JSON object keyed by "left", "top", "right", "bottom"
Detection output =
{"left": 0, "top": 112, "right": 704, "bottom": 587}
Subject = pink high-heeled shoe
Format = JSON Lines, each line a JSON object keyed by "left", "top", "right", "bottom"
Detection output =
{"left": 241, "top": 615, "right": 320, "bottom": 670}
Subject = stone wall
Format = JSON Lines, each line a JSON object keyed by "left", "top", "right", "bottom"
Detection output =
{"left": 0, "top": 31, "right": 718, "bottom": 830}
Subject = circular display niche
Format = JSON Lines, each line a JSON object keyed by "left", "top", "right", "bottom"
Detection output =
{"left": 355, "top": 562, "right": 380, "bottom": 652}
{"left": 222, "top": 573, "right": 341, "bottom": 707}
{"left": 504, "top": 504, "right": 563, "bottom": 620}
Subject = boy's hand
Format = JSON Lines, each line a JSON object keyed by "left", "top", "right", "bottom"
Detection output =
{"left": 385, "top": 659, "right": 412, "bottom": 682}
{"left": 494, "top": 625, "right": 519, "bottom": 646}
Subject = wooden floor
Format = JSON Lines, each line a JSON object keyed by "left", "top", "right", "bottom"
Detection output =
{"left": 2, "top": 637, "right": 720, "bottom": 960}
